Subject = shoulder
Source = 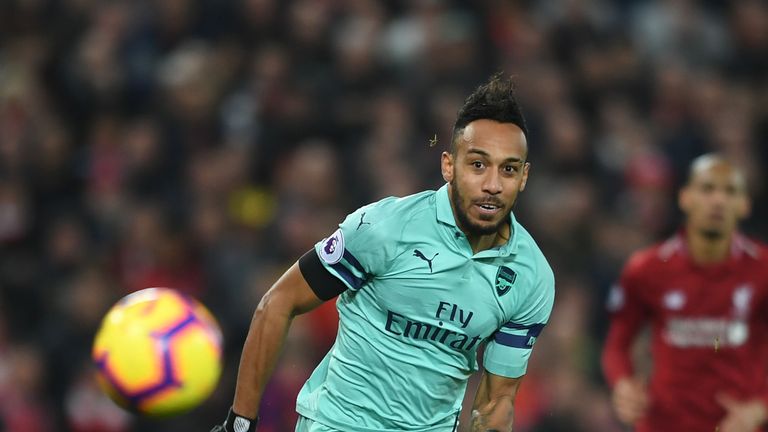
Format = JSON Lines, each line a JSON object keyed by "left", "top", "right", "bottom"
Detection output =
{"left": 362, "top": 189, "right": 436, "bottom": 218}
{"left": 513, "top": 222, "right": 554, "bottom": 286}
{"left": 735, "top": 234, "right": 768, "bottom": 263}
{"left": 342, "top": 190, "right": 437, "bottom": 242}
{"left": 508, "top": 223, "right": 555, "bottom": 315}
{"left": 622, "top": 237, "right": 680, "bottom": 277}
{"left": 505, "top": 223, "right": 555, "bottom": 321}
{"left": 734, "top": 235, "right": 768, "bottom": 286}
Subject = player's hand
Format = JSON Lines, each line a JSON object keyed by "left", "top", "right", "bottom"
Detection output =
{"left": 717, "top": 394, "right": 768, "bottom": 432}
{"left": 210, "top": 408, "right": 258, "bottom": 432}
{"left": 611, "top": 377, "right": 649, "bottom": 425}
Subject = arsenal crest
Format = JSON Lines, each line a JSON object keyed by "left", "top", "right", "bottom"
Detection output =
{"left": 495, "top": 266, "right": 517, "bottom": 296}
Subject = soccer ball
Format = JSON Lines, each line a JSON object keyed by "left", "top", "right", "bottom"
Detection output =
{"left": 92, "top": 287, "right": 223, "bottom": 417}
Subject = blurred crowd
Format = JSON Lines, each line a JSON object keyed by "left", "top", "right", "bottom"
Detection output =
{"left": 0, "top": 0, "right": 767, "bottom": 431}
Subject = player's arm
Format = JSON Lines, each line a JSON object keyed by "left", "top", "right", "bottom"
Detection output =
{"left": 601, "top": 258, "right": 652, "bottom": 425}
{"left": 232, "top": 260, "right": 324, "bottom": 416}
{"left": 475, "top": 264, "right": 554, "bottom": 432}
{"left": 213, "top": 251, "right": 347, "bottom": 432}
{"left": 600, "top": 286, "right": 647, "bottom": 386}
{"left": 716, "top": 289, "right": 768, "bottom": 432}
{"left": 213, "top": 202, "right": 392, "bottom": 432}
{"left": 469, "top": 371, "right": 522, "bottom": 431}
{"left": 716, "top": 394, "right": 768, "bottom": 432}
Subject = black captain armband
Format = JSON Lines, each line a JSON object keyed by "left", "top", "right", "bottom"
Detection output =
{"left": 298, "top": 249, "right": 348, "bottom": 300}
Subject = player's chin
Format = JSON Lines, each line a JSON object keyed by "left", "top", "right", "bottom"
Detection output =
{"left": 468, "top": 216, "right": 504, "bottom": 235}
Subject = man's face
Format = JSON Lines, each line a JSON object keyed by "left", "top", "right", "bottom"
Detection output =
{"left": 679, "top": 161, "right": 750, "bottom": 239}
{"left": 441, "top": 119, "right": 529, "bottom": 236}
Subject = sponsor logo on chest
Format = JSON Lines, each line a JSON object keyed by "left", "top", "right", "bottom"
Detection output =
{"left": 384, "top": 301, "right": 486, "bottom": 351}
{"left": 662, "top": 283, "right": 755, "bottom": 348}
{"left": 664, "top": 318, "right": 748, "bottom": 348}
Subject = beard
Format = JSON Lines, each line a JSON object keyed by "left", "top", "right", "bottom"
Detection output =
{"left": 450, "top": 179, "right": 510, "bottom": 237}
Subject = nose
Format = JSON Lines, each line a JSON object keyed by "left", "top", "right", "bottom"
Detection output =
{"left": 482, "top": 170, "right": 502, "bottom": 195}
{"left": 709, "top": 188, "right": 729, "bottom": 207}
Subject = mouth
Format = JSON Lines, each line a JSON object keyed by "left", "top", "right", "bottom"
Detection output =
{"left": 474, "top": 202, "right": 503, "bottom": 216}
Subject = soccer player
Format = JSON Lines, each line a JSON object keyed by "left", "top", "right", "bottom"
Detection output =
{"left": 602, "top": 154, "right": 768, "bottom": 432}
{"left": 210, "top": 73, "right": 555, "bottom": 432}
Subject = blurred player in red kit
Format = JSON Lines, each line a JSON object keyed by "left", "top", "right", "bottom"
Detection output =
{"left": 602, "top": 154, "right": 768, "bottom": 432}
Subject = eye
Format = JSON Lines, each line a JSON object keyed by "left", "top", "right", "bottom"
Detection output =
{"left": 472, "top": 161, "right": 484, "bottom": 169}
{"left": 504, "top": 165, "right": 517, "bottom": 173}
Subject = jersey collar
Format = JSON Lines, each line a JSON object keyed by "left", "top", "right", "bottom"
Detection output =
{"left": 436, "top": 183, "right": 457, "bottom": 226}
{"left": 659, "top": 230, "right": 761, "bottom": 263}
{"left": 435, "top": 183, "right": 519, "bottom": 256}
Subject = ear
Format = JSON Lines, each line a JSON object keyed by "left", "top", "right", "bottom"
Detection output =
{"left": 441, "top": 152, "right": 454, "bottom": 183}
{"left": 519, "top": 162, "right": 531, "bottom": 192}
{"left": 737, "top": 195, "right": 751, "bottom": 219}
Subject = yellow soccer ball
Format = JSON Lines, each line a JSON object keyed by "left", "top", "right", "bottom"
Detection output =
{"left": 92, "top": 287, "right": 223, "bottom": 417}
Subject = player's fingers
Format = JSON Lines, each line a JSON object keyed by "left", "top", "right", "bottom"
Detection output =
{"left": 617, "top": 379, "right": 648, "bottom": 400}
{"left": 631, "top": 386, "right": 649, "bottom": 407}
{"left": 614, "top": 387, "right": 649, "bottom": 410}
{"left": 716, "top": 393, "right": 739, "bottom": 411}
{"left": 614, "top": 406, "right": 644, "bottom": 425}
{"left": 614, "top": 396, "right": 647, "bottom": 415}
{"left": 717, "top": 416, "right": 746, "bottom": 432}
{"left": 615, "top": 397, "right": 647, "bottom": 415}
{"left": 611, "top": 379, "right": 650, "bottom": 424}
{"left": 613, "top": 398, "right": 647, "bottom": 424}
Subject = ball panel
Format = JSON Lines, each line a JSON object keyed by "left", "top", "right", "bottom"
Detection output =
{"left": 94, "top": 304, "right": 166, "bottom": 393}
{"left": 136, "top": 384, "right": 191, "bottom": 417}
{"left": 119, "top": 288, "right": 189, "bottom": 334}
{"left": 170, "top": 323, "right": 222, "bottom": 397}
{"left": 94, "top": 357, "right": 133, "bottom": 411}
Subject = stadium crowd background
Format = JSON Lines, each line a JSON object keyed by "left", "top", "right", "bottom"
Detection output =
{"left": 0, "top": 0, "right": 767, "bottom": 431}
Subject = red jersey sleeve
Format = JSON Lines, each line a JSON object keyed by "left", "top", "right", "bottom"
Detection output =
{"left": 601, "top": 251, "right": 654, "bottom": 388}
{"left": 762, "top": 285, "right": 768, "bottom": 412}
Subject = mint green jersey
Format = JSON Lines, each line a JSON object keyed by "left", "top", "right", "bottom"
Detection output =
{"left": 296, "top": 184, "right": 555, "bottom": 431}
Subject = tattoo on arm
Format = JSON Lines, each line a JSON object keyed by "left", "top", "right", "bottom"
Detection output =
{"left": 470, "top": 412, "right": 486, "bottom": 432}
{"left": 470, "top": 410, "right": 502, "bottom": 432}
{"left": 470, "top": 394, "right": 515, "bottom": 431}
{"left": 471, "top": 372, "right": 520, "bottom": 432}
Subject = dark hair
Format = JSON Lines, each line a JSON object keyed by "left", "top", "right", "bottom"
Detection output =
{"left": 450, "top": 72, "right": 528, "bottom": 154}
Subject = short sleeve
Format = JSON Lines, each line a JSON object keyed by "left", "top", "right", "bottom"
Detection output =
{"left": 313, "top": 198, "right": 400, "bottom": 292}
{"left": 483, "top": 266, "right": 555, "bottom": 378}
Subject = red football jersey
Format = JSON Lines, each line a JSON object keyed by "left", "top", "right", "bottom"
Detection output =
{"left": 602, "top": 232, "right": 768, "bottom": 432}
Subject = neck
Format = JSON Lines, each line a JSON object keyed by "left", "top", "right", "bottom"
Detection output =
{"left": 467, "top": 223, "right": 510, "bottom": 254}
{"left": 685, "top": 227, "right": 733, "bottom": 265}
